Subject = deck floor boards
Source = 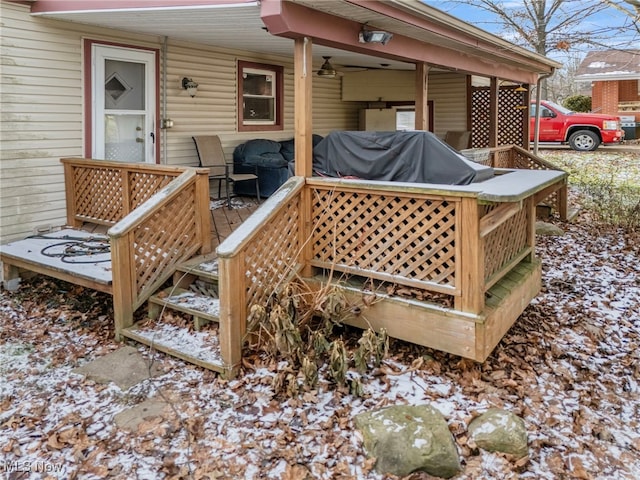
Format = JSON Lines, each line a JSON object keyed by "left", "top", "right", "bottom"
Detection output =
{"left": 1, "top": 196, "right": 261, "bottom": 290}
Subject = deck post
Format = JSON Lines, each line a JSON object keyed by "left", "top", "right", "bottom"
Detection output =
{"left": 415, "top": 63, "right": 429, "bottom": 131}
{"left": 293, "top": 36, "right": 313, "bottom": 178}
{"left": 110, "top": 233, "right": 135, "bottom": 340}
{"left": 63, "top": 161, "right": 81, "bottom": 228}
{"left": 557, "top": 179, "right": 568, "bottom": 220}
{"left": 218, "top": 253, "right": 245, "bottom": 378}
{"left": 457, "top": 196, "right": 484, "bottom": 314}
{"left": 526, "top": 196, "right": 536, "bottom": 262}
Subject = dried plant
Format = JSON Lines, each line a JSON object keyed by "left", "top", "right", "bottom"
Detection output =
{"left": 328, "top": 339, "right": 348, "bottom": 385}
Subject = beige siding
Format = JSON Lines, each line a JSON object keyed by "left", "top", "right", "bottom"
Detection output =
{"left": 429, "top": 73, "right": 468, "bottom": 137}
{"left": 0, "top": 3, "right": 363, "bottom": 243}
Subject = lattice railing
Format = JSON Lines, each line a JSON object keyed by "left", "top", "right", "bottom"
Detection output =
{"left": 217, "top": 177, "right": 305, "bottom": 374}
{"left": 243, "top": 196, "right": 302, "bottom": 310}
{"left": 482, "top": 201, "right": 531, "bottom": 288}
{"left": 129, "top": 185, "right": 201, "bottom": 301}
{"left": 487, "top": 145, "right": 568, "bottom": 215}
{"left": 308, "top": 183, "right": 460, "bottom": 295}
{"left": 68, "top": 160, "right": 214, "bottom": 338}
{"left": 61, "top": 159, "right": 185, "bottom": 227}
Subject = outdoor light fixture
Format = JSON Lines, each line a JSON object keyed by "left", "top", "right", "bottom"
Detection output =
{"left": 359, "top": 28, "right": 393, "bottom": 45}
{"left": 182, "top": 77, "right": 198, "bottom": 97}
{"left": 317, "top": 57, "right": 337, "bottom": 78}
{"left": 515, "top": 84, "right": 528, "bottom": 109}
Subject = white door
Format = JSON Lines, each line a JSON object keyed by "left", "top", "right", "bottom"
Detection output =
{"left": 92, "top": 45, "right": 156, "bottom": 163}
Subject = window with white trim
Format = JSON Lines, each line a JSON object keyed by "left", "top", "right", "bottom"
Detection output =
{"left": 238, "top": 61, "right": 283, "bottom": 131}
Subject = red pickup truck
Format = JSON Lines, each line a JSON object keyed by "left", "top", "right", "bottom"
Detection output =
{"left": 530, "top": 100, "right": 624, "bottom": 151}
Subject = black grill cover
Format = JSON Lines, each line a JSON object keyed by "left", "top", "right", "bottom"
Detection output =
{"left": 312, "top": 131, "right": 493, "bottom": 185}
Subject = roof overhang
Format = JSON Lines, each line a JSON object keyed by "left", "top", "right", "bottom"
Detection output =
{"left": 576, "top": 73, "right": 640, "bottom": 82}
{"left": 28, "top": 0, "right": 560, "bottom": 83}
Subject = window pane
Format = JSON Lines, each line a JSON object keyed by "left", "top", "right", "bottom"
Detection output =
{"left": 243, "top": 72, "right": 273, "bottom": 96}
{"left": 105, "top": 60, "right": 145, "bottom": 110}
{"left": 243, "top": 97, "right": 275, "bottom": 122}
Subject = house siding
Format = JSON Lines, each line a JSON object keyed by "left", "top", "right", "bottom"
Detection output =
{"left": 0, "top": 2, "right": 364, "bottom": 243}
{"left": 428, "top": 73, "right": 468, "bottom": 137}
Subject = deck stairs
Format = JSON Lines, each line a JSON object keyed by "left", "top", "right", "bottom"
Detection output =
{"left": 119, "top": 254, "right": 227, "bottom": 373}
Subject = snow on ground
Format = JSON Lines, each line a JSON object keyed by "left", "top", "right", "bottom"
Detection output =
{"left": 1, "top": 208, "right": 640, "bottom": 478}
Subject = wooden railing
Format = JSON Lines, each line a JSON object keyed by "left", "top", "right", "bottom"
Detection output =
{"left": 216, "top": 173, "right": 550, "bottom": 374}
{"left": 61, "top": 158, "right": 211, "bottom": 338}
{"left": 217, "top": 177, "right": 305, "bottom": 375}
{"left": 487, "top": 145, "right": 568, "bottom": 218}
{"left": 61, "top": 158, "right": 189, "bottom": 227}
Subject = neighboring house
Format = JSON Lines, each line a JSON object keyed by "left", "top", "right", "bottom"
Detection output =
{"left": 0, "top": 0, "right": 560, "bottom": 244}
{"left": 575, "top": 49, "right": 640, "bottom": 134}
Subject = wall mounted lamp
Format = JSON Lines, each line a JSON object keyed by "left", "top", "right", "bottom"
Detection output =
{"left": 359, "top": 28, "right": 393, "bottom": 45}
{"left": 182, "top": 77, "right": 198, "bottom": 97}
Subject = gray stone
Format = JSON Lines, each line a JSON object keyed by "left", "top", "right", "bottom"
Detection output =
{"left": 114, "top": 397, "right": 171, "bottom": 431}
{"left": 535, "top": 221, "right": 565, "bottom": 236}
{"left": 73, "top": 345, "right": 163, "bottom": 390}
{"left": 354, "top": 404, "right": 461, "bottom": 478}
{"left": 468, "top": 408, "right": 528, "bottom": 458}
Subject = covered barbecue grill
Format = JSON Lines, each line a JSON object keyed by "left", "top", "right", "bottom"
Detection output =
{"left": 312, "top": 130, "right": 494, "bottom": 185}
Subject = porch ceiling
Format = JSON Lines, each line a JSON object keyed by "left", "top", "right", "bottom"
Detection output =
{"left": 30, "top": 0, "right": 560, "bottom": 80}
{"left": 30, "top": 1, "right": 414, "bottom": 72}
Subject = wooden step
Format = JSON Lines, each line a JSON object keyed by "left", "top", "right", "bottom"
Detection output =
{"left": 175, "top": 257, "right": 219, "bottom": 282}
{"left": 120, "top": 320, "right": 225, "bottom": 373}
{"left": 148, "top": 287, "right": 220, "bottom": 330}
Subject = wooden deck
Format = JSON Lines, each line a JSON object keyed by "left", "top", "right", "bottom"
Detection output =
{"left": 1, "top": 196, "right": 261, "bottom": 291}
{"left": 209, "top": 197, "right": 261, "bottom": 250}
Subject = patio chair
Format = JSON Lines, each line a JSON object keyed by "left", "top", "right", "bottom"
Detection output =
{"left": 192, "top": 135, "right": 260, "bottom": 208}
{"left": 444, "top": 130, "right": 472, "bottom": 151}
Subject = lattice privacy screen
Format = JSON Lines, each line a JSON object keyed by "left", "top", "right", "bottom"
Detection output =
{"left": 471, "top": 86, "right": 527, "bottom": 148}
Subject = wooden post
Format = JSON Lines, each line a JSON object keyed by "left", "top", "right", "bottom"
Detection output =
{"left": 489, "top": 77, "right": 499, "bottom": 148}
{"left": 294, "top": 37, "right": 313, "bottom": 177}
{"left": 110, "top": 233, "right": 135, "bottom": 340}
{"left": 526, "top": 196, "right": 536, "bottom": 262}
{"left": 558, "top": 179, "right": 568, "bottom": 220}
{"left": 62, "top": 160, "right": 80, "bottom": 227}
{"left": 457, "top": 197, "right": 484, "bottom": 314}
{"left": 218, "top": 254, "right": 246, "bottom": 378}
{"left": 522, "top": 84, "right": 531, "bottom": 150}
{"left": 194, "top": 169, "right": 213, "bottom": 254}
{"left": 415, "top": 63, "right": 429, "bottom": 131}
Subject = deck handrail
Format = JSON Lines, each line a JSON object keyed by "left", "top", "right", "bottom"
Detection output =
{"left": 217, "top": 176, "right": 305, "bottom": 376}
{"left": 59, "top": 160, "right": 213, "bottom": 340}
{"left": 61, "top": 158, "right": 189, "bottom": 227}
{"left": 487, "top": 145, "right": 568, "bottom": 219}
{"left": 110, "top": 167, "right": 211, "bottom": 338}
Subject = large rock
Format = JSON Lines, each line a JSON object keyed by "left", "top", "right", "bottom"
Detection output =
{"left": 468, "top": 408, "right": 528, "bottom": 458}
{"left": 535, "top": 221, "right": 565, "bottom": 236}
{"left": 354, "top": 404, "right": 461, "bottom": 478}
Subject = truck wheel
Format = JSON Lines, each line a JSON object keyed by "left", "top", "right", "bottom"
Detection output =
{"left": 568, "top": 130, "right": 600, "bottom": 151}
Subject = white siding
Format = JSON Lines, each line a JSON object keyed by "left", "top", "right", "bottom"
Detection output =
{"left": 0, "top": 3, "right": 364, "bottom": 243}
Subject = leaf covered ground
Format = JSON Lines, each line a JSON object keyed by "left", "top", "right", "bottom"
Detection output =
{"left": 1, "top": 151, "right": 640, "bottom": 479}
